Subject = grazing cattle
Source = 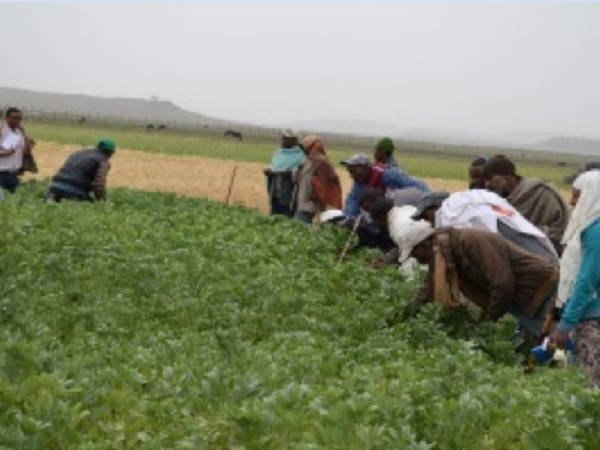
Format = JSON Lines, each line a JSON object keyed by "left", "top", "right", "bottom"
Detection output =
{"left": 78, "top": 116, "right": 87, "bottom": 125}
{"left": 146, "top": 124, "right": 155, "bottom": 132}
{"left": 158, "top": 124, "right": 167, "bottom": 131}
{"left": 556, "top": 162, "right": 568, "bottom": 167}
{"left": 224, "top": 129, "right": 243, "bottom": 141}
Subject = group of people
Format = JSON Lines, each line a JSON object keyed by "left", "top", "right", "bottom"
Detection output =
{"left": 264, "top": 130, "right": 430, "bottom": 224}
{"left": 0, "top": 107, "right": 117, "bottom": 202}
{"left": 265, "top": 132, "right": 600, "bottom": 386}
{"left": 4, "top": 110, "right": 600, "bottom": 387}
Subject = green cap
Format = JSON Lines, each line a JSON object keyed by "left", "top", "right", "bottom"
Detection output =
{"left": 97, "top": 138, "right": 116, "bottom": 153}
{"left": 375, "top": 137, "right": 394, "bottom": 155}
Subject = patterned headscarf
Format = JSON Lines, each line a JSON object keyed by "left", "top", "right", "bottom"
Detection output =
{"left": 300, "top": 135, "right": 325, "bottom": 159}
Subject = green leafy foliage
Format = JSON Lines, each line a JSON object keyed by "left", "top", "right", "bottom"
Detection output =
{"left": 0, "top": 183, "right": 598, "bottom": 449}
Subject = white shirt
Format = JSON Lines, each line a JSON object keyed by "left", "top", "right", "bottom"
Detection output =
{"left": 435, "top": 189, "right": 556, "bottom": 255}
{"left": 0, "top": 123, "right": 25, "bottom": 172}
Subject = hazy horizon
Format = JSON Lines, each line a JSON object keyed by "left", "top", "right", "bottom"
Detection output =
{"left": 1, "top": 2, "right": 599, "bottom": 140}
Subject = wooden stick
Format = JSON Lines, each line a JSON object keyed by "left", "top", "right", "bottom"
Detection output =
{"left": 338, "top": 215, "right": 362, "bottom": 263}
{"left": 225, "top": 166, "right": 238, "bottom": 205}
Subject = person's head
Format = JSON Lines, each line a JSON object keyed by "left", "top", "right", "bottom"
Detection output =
{"left": 5, "top": 107, "right": 22, "bottom": 129}
{"left": 410, "top": 235, "right": 435, "bottom": 265}
{"left": 97, "top": 138, "right": 116, "bottom": 157}
{"left": 359, "top": 188, "right": 384, "bottom": 213}
{"left": 412, "top": 192, "right": 450, "bottom": 225}
{"left": 562, "top": 170, "right": 600, "bottom": 246}
{"left": 570, "top": 170, "right": 600, "bottom": 208}
{"left": 300, "top": 135, "right": 324, "bottom": 156}
{"left": 374, "top": 137, "right": 395, "bottom": 163}
{"left": 564, "top": 162, "right": 600, "bottom": 185}
{"left": 280, "top": 129, "right": 298, "bottom": 149}
{"left": 469, "top": 156, "right": 488, "bottom": 189}
{"left": 387, "top": 206, "right": 435, "bottom": 264}
{"left": 370, "top": 198, "right": 394, "bottom": 230}
{"left": 341, "top": 153, "right": 371, "bottom": 184}
{"left": 482, "top": 155, "right": 520, "bottom": 198}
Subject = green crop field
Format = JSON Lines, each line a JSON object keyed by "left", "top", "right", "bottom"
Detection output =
{"left": 26, "top": 121, "right": 574, "bottom": 188}
{"left": 1, "top": 183, "right": 599, "bottom": 448}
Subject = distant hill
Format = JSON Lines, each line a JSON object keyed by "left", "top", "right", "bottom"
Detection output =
{"left": 0, "top": 87, "right": 232, "bottom": 126}
{"left": 533, "top": 136, "right": 600, "bottom": 156}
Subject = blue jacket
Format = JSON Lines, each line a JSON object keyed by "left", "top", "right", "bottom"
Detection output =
{"left": 344, "top": 168, "right": 430, "bottom": 217}
{"left": 558, "top": 218, "right": 600, "bottom": 333}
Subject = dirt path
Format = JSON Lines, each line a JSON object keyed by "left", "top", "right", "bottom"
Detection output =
{"left": 26, "top": 142, "right": 469, "bottom": 214}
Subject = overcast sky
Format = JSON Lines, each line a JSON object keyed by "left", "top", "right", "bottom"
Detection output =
{"left": 1, "top": 1, "right": 599, "bottom": 139}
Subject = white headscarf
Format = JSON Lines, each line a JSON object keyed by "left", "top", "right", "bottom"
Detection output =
{"left": 557, "top": 170, "right": 600, "bottom": 306}
{"left": 388, "top": 205, "right": 435, "bottom": 264}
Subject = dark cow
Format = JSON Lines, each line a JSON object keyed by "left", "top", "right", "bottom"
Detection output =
{"left": 224, "top": 129, "right": 243, "bottom": 141}
{"left": 78, "top": 116, "right": 87, "bottom": 125}
{"left": 146, "top": 124, "right": 155, "bottom": 132}
{"left": 158, "top": 124, "right": 167, "bottom": 131}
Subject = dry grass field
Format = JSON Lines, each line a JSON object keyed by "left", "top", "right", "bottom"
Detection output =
{"left": 26, "top": 142, "right": 468, "bottom": 214}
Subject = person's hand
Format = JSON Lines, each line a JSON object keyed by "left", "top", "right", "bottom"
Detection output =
{"left": 369, "top": 256, "right": 387, "bottom": 269}
{"left": 549, "top": 329, "right": 569, "bottom": 349}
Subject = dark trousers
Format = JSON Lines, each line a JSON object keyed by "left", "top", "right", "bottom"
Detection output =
{"left": 47, "top": 186, "right": 92, "bottom": 202}
{"left": 270, "top": 199, "right": 295, "bottom": 218}
{"left": 0, "top": 171, "right": 19, "bottom": 193}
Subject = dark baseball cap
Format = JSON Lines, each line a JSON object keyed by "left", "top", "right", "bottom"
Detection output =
{"left": 341, "top": 153, "right": 370, "bottom": 166}
{"left": 412, "top": 192, "right": 450, "bottom": 220}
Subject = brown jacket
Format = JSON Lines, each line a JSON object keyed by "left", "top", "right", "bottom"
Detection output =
{"left": 435, "top": 228, "right": 558, "bottom": 321}
{"left": 508, "top": 178, "right": 569, "bottom": 252}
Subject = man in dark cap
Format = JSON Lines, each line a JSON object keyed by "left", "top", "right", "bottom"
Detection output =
{"left": 342, "top": 153, "right": 429, "bottom": 217}
{"left": 47, "top": 139, "right": 116, "bottom": 202}
{"left": 483, "top": 155, "right": 569, "bottom": 253}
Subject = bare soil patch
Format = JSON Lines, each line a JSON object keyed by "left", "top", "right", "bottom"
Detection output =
{"left": 26, "top": 142, "right": 469, "bottom": 214}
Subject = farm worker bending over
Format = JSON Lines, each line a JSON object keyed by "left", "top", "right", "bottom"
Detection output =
{"left": 0, "top": 107, "right": 36, "bottom": 193}
{"left": 483, "top": 155, "right": 569, "bottom": 254}
{"left": 265, "top": 129, "right": 305, "bottom": 218}
{"left": 47, "top": 139, "right": 116, "bottom": 202}
{"left": 389, "top": 207, "right": 558, "bottom": 337}
{"left": 373, "top": 137, "right": 398, "bottom": 168}
{"left": 294, "top": 135, "right": 342, "bottom": 224}
{"left": 550, "top": 170, "right": 600, "bottom": 387}
{"left": 413, "top": 190, "right": 557, "bottom": 262}
{"left": 342, "top": 153, "right": 429, "bottom": 218}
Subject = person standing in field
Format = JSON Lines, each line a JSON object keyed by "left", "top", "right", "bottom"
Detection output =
{"left": 265, "top": 129, "right": 305, "bottom": 217}
{"left": 47, "top": 139, "right": 116, "bottom": 202}
{"left": 342, "top": 153, "right": 429, "bottom": 218}
{"left": 0, "top": 107, "right": 36, "bottom": 193}
{"left": 483, "top": 155, "right": 569, "bottom": 254}
{"left": 550, "top": 170, "right": 600, "bottom": 387}
{"left": 294, "top": 135, "right": 342, "bottom": 224}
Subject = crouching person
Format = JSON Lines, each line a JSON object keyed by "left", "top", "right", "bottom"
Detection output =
{"left": 393, "top": 214, "right": 558, "bottom": 337}
{"left": 48, "top": 139, "right": 116, "bottom": 202}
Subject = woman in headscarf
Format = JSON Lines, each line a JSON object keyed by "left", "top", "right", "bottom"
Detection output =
{"left": 294, "top": 135, "right": 342, "bottom": 224}
{"left": 550, "top": 170, "right": 600, "bottom": 386}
